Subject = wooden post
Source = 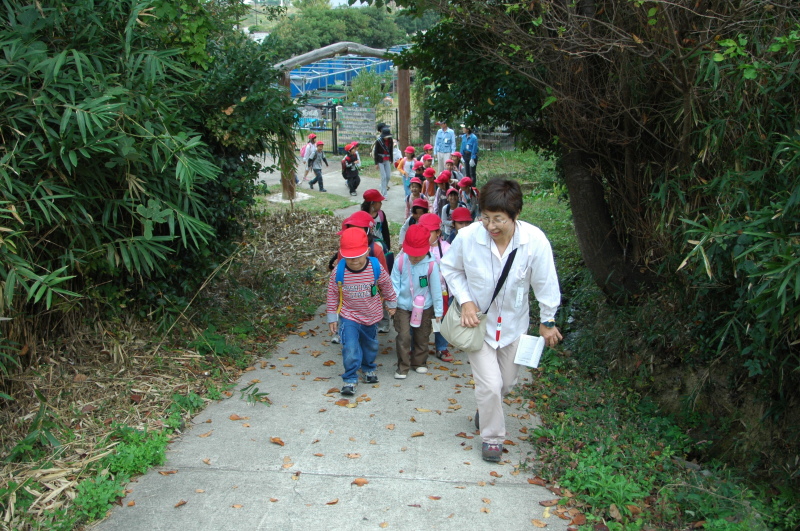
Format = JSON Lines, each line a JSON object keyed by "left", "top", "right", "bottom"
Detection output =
{"left": 397, "top": 69, "right": 411, "bottom": 149}
{"left": 279, "top": 72, "right": 296, "bottom": 201}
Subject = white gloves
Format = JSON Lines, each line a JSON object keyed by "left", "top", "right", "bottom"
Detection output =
{"left": 470, "top": 159, "right": 476, "bottom": 167}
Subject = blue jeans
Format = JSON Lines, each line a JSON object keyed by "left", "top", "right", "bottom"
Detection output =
{"left": 402, "top": 175, "right": 411, "bottom": 197}
{"left": 435, "top": 331, "right": 448, "bottom": 352}
{"left": 339, "top": 317, "right": 379, "bottom": 384}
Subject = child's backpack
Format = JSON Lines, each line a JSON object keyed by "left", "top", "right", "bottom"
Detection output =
{"left": 396, "top": 254, "right": 435, "bottom": 286}
{"left": 341, "top": 156, "right": 349, "bottom": 179}
{"left": 335, "top": 257, "right": 381, "bottom": 314}
{"left": 300, "top": 143, "right": 308, "bottom": 159}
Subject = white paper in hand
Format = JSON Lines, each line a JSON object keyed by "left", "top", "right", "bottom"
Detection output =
{"left": 514, "top": 334, "right": 545, "bottom": 368}
{"left": 432, "top": 319, "right": 441, "bottom": 333}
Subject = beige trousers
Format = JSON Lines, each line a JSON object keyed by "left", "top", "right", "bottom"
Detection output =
{"left": 468, "top": 338, "right": 521, "bottom": 444}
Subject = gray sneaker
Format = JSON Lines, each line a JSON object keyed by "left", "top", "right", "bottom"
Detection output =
{"left": 363, "top": 372, "right": 379, "bottom": 384}
{"left": 482, "top": 442, "right": 503, "bottom": 462}
{"left": 331, "top": 335, "right": 340, "bottom": 344}
{"left": 341, "top": 383, "right": 356, "bottom": 396}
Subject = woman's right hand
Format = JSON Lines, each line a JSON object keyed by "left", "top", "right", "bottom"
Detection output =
{"left": 460, "top": 301, "right": 481, "bottom": 328}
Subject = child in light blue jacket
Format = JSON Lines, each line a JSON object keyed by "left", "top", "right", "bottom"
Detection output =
{"left": 391, "top": 225, "right": 444, "bottom": 378}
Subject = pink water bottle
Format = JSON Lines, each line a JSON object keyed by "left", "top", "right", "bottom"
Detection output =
{"left": 410, "top": 295, "right": 425, "bottom": 327}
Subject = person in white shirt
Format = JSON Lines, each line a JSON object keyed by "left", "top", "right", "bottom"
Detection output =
{"left": 440, "top": 179, "right": 563, "bottom": 463}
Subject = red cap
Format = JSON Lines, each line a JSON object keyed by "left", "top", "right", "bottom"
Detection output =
{"left": 344, "top": 143, "right": 354, "bottom": 151}
{"left": 363, "top": 189, "right": 385, "bottom": 202}
{"left": 447, "top": 187, "right": 459, "bottom": 195}
{"left": 458, "top": 177, "right": 472, "bottom": 187}
{"left": 404, "top": 146, "right": 416, "bottom": 154}
{"left": 351, "top": 141, "right": 360, "bottom": 148}
{"left": 308, "top": 133, "right": 317, "bottom": 140}
{"left": 451, "top": 207, "right": 472, "bottom": 222}
{"left": 412, "top": 198, "right": 429, "bottom": 210}
{"left": 412, "top": 161, "right": 424, "bottom": 170}
{"left": 435, "top": 170, "right": 451, "bottom": 184}
{"left": 418, "top": 213, "right": 442, "bottom": 231}
{"left": 343, "top": 210, "right": 375, "bottom": 229}
{"left": 410, "top": 177, "right": 423, "bottom": 185}
{"left": 423, "top": 167, "right": 436, "bottom": 178}
{"left": 421, "top": 154, "right": 433, "bottom": 161}
{"left": 403, "top": 225, "right": 432, "bottom": 257}
{"left": 451, "top": 151, "right": 462, "bottom": 158}
{"left": 316, "top": 141, "right": 324, "bottom": 146}
{"left": 423, "top": 144, "right": 433, "bottom": 151}
{"left": 340, "top": 227, "right": 369, "bottom": 259}
{"left": 445, "top": 159, "right": 454, "bottom": 165}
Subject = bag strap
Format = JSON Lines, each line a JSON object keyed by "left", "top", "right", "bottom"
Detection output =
{"left": 485, "top": 248, "right": 517, "bottom": 313}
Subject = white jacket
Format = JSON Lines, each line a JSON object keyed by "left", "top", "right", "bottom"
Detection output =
{"left": 440, "top": 220, "right": 561, "bottom": 349}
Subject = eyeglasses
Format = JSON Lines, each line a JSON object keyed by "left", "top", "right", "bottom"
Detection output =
{"left": 480, "top": 216, "right": 510, "bottom": 227}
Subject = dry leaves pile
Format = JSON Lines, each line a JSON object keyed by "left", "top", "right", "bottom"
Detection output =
{"left": 0, "top": 210, "right": 341, "bottom": 527}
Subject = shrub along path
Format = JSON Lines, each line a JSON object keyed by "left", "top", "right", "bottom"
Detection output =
{"left": 95, "top": 165, "right": 570, "bottom": 530}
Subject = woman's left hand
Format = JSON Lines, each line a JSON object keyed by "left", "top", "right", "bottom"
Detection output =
{"left": 539, "top": 324, "right": 563, "bottom": 348}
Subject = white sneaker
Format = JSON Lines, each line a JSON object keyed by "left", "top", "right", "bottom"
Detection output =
{"left": 331, "top": 336, "right": 340, "bottom": 344}
{"left": 415, "top": 367, "right": 428, "bottom": 374}
{"left": 394, "top": 372, "right": 407, "bottom": 379}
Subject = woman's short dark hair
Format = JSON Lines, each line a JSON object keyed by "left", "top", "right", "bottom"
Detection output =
{"left": 479, "top": 179, "right": 523, "bottom": 219}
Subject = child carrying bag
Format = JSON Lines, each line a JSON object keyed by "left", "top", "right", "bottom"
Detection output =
{"left": 440, "top": 249, "right": 517, "bottom": 352}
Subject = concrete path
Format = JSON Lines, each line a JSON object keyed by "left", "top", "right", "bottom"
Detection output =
{"left": 95, "top": 156, "right": 569, "bottom": 531}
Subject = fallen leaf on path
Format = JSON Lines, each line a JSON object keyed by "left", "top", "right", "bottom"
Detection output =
{"left": 323, "top": 360, "right": 336, "bottom": 366}
{"left": 174, "top": 500, "right": 187, "bottom": 508}
{"left": 196, "top": 489, "right": 205, "bottom": 493}
{"left": 242, "top": 423, "right": 251, "bottom": 428}
{"left": 369, "top": 439, "right": 377, "bottom": 445}
{"left": 415, "top": 408, "right": 431, "bottom": 412}
{"left": 202, "top": 458, "right": 211, "bottom": 465}
{"left": 570, "top": 514, "right": 587, "bottom": 525}
{"left": 270, "top": 437, "right": 285, "bottom": 446}
{"left": 346, "top": 453, "right": 362, "bottom": 459}
{"left": 455, "top": 432, "right": 474, "bottom": 439}
{"left": 314, "top": 453, "right": 324, "bottom": 457}
{"left": 379, "top": 523, "right": 388, "bottom": 529}
{"left": 489, "top": 471, "right": 502, "bottom": 478}
{"left": 335, "top": 399, "right": 350, "bottom": 406}
{"left": 408, "top": 504, "right": 421, "bottom": 508}
{"left": 531, "top": 519, "right": 547, "bottom": 528}
{"left": 609, "top": 504, "right": 622, "bottom": 521}
{"left": 158, "top": 470, "right": 177, "bottom": 476}
{"left": 198, "top": 431, "right": 213, "bottom": 438}
{"left": 482, "top": 498, "right": 491, "bottom": 504}
{"left": 428, "top": 495, "right": 441, "bottom": 500}
{"left": 231, "top": 504, "right": 243, "bottom": 509}
{"left": 480, "top": 507, "right": 490, "bottom": 513}
{"left": 528, "top": 477, "right": 546, "bottom": 486}
{"left": 386, "top": 424, "right": 395, "bottom": 430}
{"left": 410, "top": 431, "right": 424, "bottom": 437}
{"left": 327, "top": 388, "right": 339, "bottom": 394}
{"left": 477, "top": 481, "right": 486, "bottom": 487}
{"left": 352, "top": 478, "right": 369, "bottom": 486}
{"left": 270, "top": 498, "right": 278, "bottom": 502}
{"left": 313, "top": 377, "right": 330, "bottom": 381}
{"left": 409, "top": 416, "right": 416, "bottom": 422}
{"left": 539, "top": 499, "right": 559, "bottom": 507}
{"left": 326, "top": 499, "right": 339, "bottom": 505}
{"left": 127, "top": 501, "right": 135, "bottom": 507}
{"left": 319, "top": 408, "right": 327, "bottom": 413}
{"left": 260, "top": 361, "right": 267, "bottom": 368}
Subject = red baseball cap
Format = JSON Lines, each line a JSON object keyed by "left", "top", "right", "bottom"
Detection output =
{"left": 344, "top": 143, "right": 354, "bottom": 151}
{"left": 410, "top": 177, "right": 423, "bottom": 185}
{"left": 363, "top": 189, "right": 385, "bottom": 202}
{"left": 435, "top": 172, "right": 450, "bottom": 184}
{"left": 445, "top": 159, "right": 454, "bottom": 165}
{"left": 412, "top": 161, "right": 424, "bottom": 170}
{"left": 403, "top": 225, "right": 432, "bottom": 257}
{"left": 418, "top": 213, "right": 442, "bottom": 231}
{"left": 351, "top": 141, "right": 360, "bottom": 148}
{"left": 423, "top": 144, "right": 433, "bottom": 151}
{"left": 343, "top": 210, "right": 375, "bottom": 229}
{"left": 451, "top": 207, "right": 473, "bottom": 222}
{"left": 404, "top": 146, "right": 416, "bottom": 154}
{"left": 421, "top": 154, "right": 433, "bottom": 161}
{"left": 340, "top": 227, "right": 369, "bottom": 259}
{"left": 316, "top": 141, "right": 324, "bottom": 146}
{"left": 447, "top": 187, "right": 459, "bottom": 195}
{"left": 451, "top": 151, "right": 462, "bottom": 158}
{"left": 458, "top": 177, "right": 472, "bottom": 187}
{"left": 423, "top": 167, "right": 436, "bottom": 178}
{"left": 412, "top": 198, "right": 429, "bottom": 210}
{"left": 308, "top": 133, "right": 317, "bottom": 140}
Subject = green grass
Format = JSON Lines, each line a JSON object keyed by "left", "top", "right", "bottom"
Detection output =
{"left": 254, "top": 189, "right": 354, "bottom": 215}
{"left": 481, "top": 149, "right": 557, "bottom": 184}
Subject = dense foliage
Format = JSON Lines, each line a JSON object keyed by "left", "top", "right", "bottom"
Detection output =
{"left": 0, "top": 0, "right": 297, "bottom": 365}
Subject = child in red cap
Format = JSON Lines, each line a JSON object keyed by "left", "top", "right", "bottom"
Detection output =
{"left": 397, "top": 146, "right": 417, "bottom": 197}
{"left": 399, "top": 197, "right": 429, "bottom": 245}
{"left": 446, "top": 206, "right": 473, "bottom": 243}
{"left": 421, "top": 153, "right": 434, "bottom": 170}
{"left": 458, "top": 177, "right": 479, "bottom": 220}
{"left": 432, "top": 170, "right": 452, "bottom": 217}
{"left": 418, "top": 213, "right": 453, "bottom": 362}
{"left": 327, "top": 228, "right": 397, "bottom": 395}
{"left": 302, "top": 133, "right": 317, "bottom": 181}
{"left": 342, "top": 143, "right": 361, "bottom": 196}
{"left": 441, "top": 188, "right": 467, "bottom": 242}
{"left": 390, "top": 224, "right": 443, "bottom": 378}
{"left": 308, "top": 141, "right": 329, "bottom": 192}
{"left": 421, "top": 167, "right": 437, "bottom": 200}
{"left": 405, "top": 177, "right": 427, "bottom": 219}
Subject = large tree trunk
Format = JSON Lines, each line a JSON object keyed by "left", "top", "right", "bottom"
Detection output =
{"left": 562, "top": 149, "right": 650, "bottom": 301}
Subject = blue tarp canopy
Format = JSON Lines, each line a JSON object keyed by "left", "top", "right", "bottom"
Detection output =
{"left": 289, "top": 45, "right": 409, "bottom": 97}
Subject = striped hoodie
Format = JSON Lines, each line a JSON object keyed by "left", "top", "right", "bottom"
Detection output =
{"left": 326, "top": 260, "right": 397, "bottom": 325}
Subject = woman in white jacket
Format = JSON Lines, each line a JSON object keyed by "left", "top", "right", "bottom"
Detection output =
{"left": 440, "top": 179, "right": 563, "bottom": 462}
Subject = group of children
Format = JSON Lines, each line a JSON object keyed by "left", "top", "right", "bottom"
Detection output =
{"left": 326, "top": 188, "right": 477, "bottom": 396}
